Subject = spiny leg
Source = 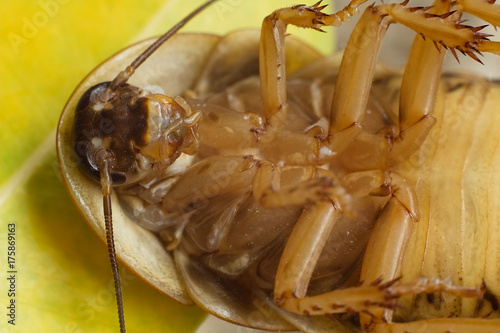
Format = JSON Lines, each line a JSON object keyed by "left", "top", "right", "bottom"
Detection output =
{"left": 266, "top": 0, "right": 500, "bottom": 329}
{"left": 273, "top": 170, "right": 484, "bottom": 318}
{"left": 319, "top": 1, "right": 493, "bottom": 162}
{"left": 358, "top": 172, "right": 420, "bottom": 329}
{"left": 390, "top": 0, "right": 453, "bottom": 164}
{"left": 357, "top": 2, "right": 493, "bottom": 329}
{"left": 273, "top": 171, "right": 393, "bottom": 315}
{"left": 272, "top": 201, "right": 406, "bottom": 316}
{"left": 457, "top": 0, "right": 500, "bottom": 55}
{"left": 386, "top": 0, "right": 500, "bottom": 163}
{"left": 323, "top": 7, "right": 390, "bottom": 159}
{"left": 360, "top": 0, "right": 500, "bottom": 328}
{"left": 256, "top": 0, "right": 367, "bottom": 144}
{"left": 457, "top": 0, "right": 500, "bottom": 28}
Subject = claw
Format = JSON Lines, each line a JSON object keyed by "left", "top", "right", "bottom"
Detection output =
{"left": 303, "top": 1, "right": 329, "bottom": 13}
{"left": 455, "top": 23, "right": 472, "bottom": 30}
{"left": 379, "top": 276, "right": 402, "bottom": 290}
{"left": 409, "top": 6, "right": 434, "bottom": 13}
{"left": 439, "top": 40, "right": 448, "bottom": 50}
{"left": 312, "top": 18, "right": 326, "bottom": 26}
{"left": 450, "top": 48, "right": 460, "bottom": 62}
{"left": 440, "top": 10, "right": 457, "bottom": 19}
{"left": 466, "top": 42, "right": 482, "bottom": 55}
{"left": 456, "top": 45, "right": 466, "bottom": 55}
{"left": 312, "top": 0, "right": 324, "bottom": 8}
{"left": 471, "top": 24, "right": 490, "bottom": 33}
{"left": 370, "top": 276, "right": 384, "bottom": 286}
{"left": 467, "top": 51, "right": 484, "bottom": 64}
{"left": 432, "top": 40, "right": 441, "bottom": 52}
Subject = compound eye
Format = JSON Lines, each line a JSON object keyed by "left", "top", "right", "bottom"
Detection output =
{"left": 86, "top": 145, "right": 128, "bottom": 185}
{"left": 74, "top": 135, "right": 128, "bottom": 186}
{"left": 73, "top": 81, "right": 137, "bottom": 186}
{"left": 76, "top": 82, "right": 112, "bottom": 113}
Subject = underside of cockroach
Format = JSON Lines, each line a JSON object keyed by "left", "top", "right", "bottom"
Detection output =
{"left": 57, "top": 0, "right": 500, "bottom": 332}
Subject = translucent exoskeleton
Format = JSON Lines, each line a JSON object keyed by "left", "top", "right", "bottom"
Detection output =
{"left": 57, "top": 0, "right": 500, "bottom": 332}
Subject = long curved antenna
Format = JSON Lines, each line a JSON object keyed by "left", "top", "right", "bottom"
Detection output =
{"left": 108, "top": 0, "right": 219, "bottom": 91}
{"left": 98, "top": 156, "right": 125, "bottom": 332}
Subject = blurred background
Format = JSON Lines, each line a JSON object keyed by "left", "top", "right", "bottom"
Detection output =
{"left": 336, "top": 0, "right": 500, "bottom": 79}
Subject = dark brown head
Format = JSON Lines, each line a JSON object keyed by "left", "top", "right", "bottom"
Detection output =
{"left": 73, "top": 81, "right": 200, "bottom": 187}
{"left": 68, "top": 2, "right": 217, "bottom": 332}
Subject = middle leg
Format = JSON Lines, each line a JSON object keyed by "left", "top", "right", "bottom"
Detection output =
{"left": 320, "top": 0, "right": 492, "bottom": 163}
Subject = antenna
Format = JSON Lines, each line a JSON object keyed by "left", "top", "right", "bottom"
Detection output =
{"left": 97, "top": 1, "right": 219, "bottom": 331}
{"left": 108, "top": 0, "right": 219, "bottom": 92}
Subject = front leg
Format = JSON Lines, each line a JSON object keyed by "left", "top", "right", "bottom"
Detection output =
{"left": 256, "top": 0, "right": 366, "bottom": 144}
{"left": 320, "top": 1, "right": 493, "bottom": 162}
{"left": 390, "top": 0, "right": 453, "bottom": 164}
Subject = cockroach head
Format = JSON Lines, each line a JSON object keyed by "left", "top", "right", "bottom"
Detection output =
{"left": 73, "top": 81, "right": 140, "bottom": 185}
{"left": 73, "top": 81, "right": 199, "bottom": 187}
{"left": 70, "top": 0, "right": 218, "bottom": 188}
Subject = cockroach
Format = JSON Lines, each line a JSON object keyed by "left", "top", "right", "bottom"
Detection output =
{"left": 57, "top": 0, "right": 500, "bottom": 332}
